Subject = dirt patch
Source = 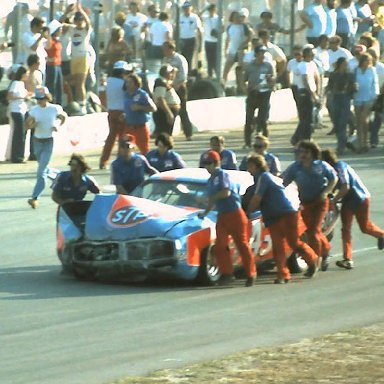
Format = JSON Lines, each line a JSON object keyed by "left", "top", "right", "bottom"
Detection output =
{"left": 110, "top": 323, "right": 384, "bottom": 384}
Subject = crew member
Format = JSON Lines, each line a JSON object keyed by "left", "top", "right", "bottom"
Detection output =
{"left": 198, "top": 150, "right": 256, "bottom": 287}
{"left": 111, "top": 135, "right": 158, "bottom": 195}
{"left": 246, "top": 155, "right": 318, "bottom": 283}
{"left": 322, "top": 149, "right": 384, "bottom": 269}
{"left": 199, "top": 136, "right": 237, "bottom": 170}
{"left": 51, "top": 153, "right": 100, "bottom": 205}
{"left": 283, "top": 141, "right": 338, "bottom": 270}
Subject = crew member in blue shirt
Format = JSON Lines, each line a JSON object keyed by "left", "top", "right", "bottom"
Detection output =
{"left": 283, "top": 141, "right": 338, "bottom": 271}
{"left": 198, "top": 150, "right": 256, "bottom": 287}
{"left": 199, "top": 136, "right": 237, "bottom": 170}
{"left": 51, "top": 153, "right": 100, "bottom": 205}
{"left": 123, "top": 73, "right": 157, "bottom": 154}
{"left": 322, "top": 149, "right": 384, "bottom": 270}
{"left": 246, "top": 154, "right": 318, "bottom": 283}
{"left": 239, "top": 134, "right": 281, "bottom": 175}
{"left": 111, "top": 135, "right": 158, "bottom": 195}
{"left": 146, "top": 133, "right": 186, "bottom": 172}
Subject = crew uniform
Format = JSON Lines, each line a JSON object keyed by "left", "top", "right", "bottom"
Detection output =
{"left": 199, "top": 149, "right": 237, "bottom": 170}
{"left": 283, "top": 159, "right": 337, "bottom": 258}
{"left": 207, "top": 167, "right": 256, "bottom": 280}
{"left": 146, "top": 149, "right": 186, "bottom": 172}
{"left": 333, "top": 160, "right": 384, "bottom": 263}
{"left": 52, "top": 171, "right": 100, "bottom": 201}
{"left": 239, "top": 152, "right": 280, "bottom": 175}
{"left": 252, "top": 171, "right": 318, "bottom": 281}
{"left": 111, "top": 153, "right": 153, "bottom": 194}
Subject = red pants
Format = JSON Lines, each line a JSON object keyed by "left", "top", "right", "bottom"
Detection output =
{"left": 301, "top": 199, "right": 331, "bottom": 258}
{"left": 341, "top": 198, "right": 384, "bottom": 260}
{"left": 269, "top": 212, "right": 318, "bottom": 280}
{"left": 214, "top": 208, "right": 256, "bottom": 278}
{"left": 100, "top": 110, "right": 125, "bottom": 167}
{"left": 123, "top": 123, "right": 150, "bottom": 155}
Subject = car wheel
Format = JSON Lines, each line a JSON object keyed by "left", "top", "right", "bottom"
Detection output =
{"left": 287, "top": 253, "right": 307, "bottom": 274}
{"left": 196, "top": 245, "right": 221, "bottom": 286}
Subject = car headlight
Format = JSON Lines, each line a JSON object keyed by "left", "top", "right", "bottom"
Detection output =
{"left": 175, "top": 239, "right": 187, "bottom": 260}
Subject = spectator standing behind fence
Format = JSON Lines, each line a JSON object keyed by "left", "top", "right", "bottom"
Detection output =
{"left": 242, "top": 45, "right": 275, "bottom": 148}
{"left": 114, "top": 11, "right": 136, "bottom": 54}
{"left": 104, "top": 27, "right": 132, "bottom": 74}
{"left": 162, "top": 41, "right": 193, "bottom": 141}
{"left": 336, "top": 0, "right": 357, "bottom": 50}
{"left": 355, "top": 0, "right": 374, "bottom": 39}
{"left": 300, "top": 0, "right": 327, "bottom": 47}
{"left": 125, "top": 1, "right": 147, "bottom": 59}
{"left": 324, "top": 0, "right": 337, "bottom": 37}
{"left": 353, "top": 52, "right": 379, "bottom": 153}
{"left": 25, "top": 87, "right": 67, "bottom": 209}
{"left": 7, "top": 65, "right": 30, "bottom": 164}
{"left": 149, "top": 12, "right": 173, "bottom": 60}
{"left": 179, "top": 1, "right": 203, "bottom": 73}
{"left": 152, "top": 64, "right": 181, "bottom": 137}
{"left": 201, "top": 4, "right": 220, "bottom": 79}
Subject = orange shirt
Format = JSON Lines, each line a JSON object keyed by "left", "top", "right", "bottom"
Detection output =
{"left": 45, "top": 39, "right": 62, "bottom": 66}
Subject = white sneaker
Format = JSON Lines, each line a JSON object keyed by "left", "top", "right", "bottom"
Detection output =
{"left": 336, "top": 259, "right": 354, "bottom": 270}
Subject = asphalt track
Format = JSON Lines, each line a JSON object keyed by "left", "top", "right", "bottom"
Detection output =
{"left": 1, "top": 120, "right": 384, "bottom": 384}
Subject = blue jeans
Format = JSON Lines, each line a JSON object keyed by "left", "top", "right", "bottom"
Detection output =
{"left": 45, "top": 65, "right": 63, "bottom": 105}
{"left": 31, "top": 137, "right": 53, "bottom": 199}
{"left": 332, "top": 93, "right": 351, "bottom": 152}
{"left": 11, "top": 112, "right": 26, "bottom": 162}
{"left": 291, "top": 89, "right": 313, "bottom": 144}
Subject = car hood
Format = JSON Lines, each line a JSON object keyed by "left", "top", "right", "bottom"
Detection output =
{"left": 85, "top": 194, "right": 209, "bottom": 241}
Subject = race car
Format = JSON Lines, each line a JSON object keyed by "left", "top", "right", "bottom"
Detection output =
{"left": 56, "top": 168, "right": 338, "bottom": 284}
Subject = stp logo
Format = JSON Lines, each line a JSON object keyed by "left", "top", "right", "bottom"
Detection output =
{"left": 109, "top": 206, "right": 149, "bottom": 227}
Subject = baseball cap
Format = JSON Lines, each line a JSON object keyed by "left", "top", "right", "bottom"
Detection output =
{"left": 260, "top": 9, "right": 273, "bottom": 18}
{"left": 182, "top": 1, "right": 192, "bottom": 8}
{"left": 113, "top": 60, "right": 131, "bottom": 71}
{"left": 48, "top": 19, "right": 62, "bottom": 35}
{"left": 35, "top": 86, "right": 50, "bottom": 100}
{"left": 239, "top": 8, "right": 249, "bottom": 17}
{"left": 119, "top": 135, "right": 136, "bottom": 148}
{"left": 254, "top": 45, "right": 267, "bottom": 54}
{"left": 201, "top": 150, "right": 220, "bottom": 164}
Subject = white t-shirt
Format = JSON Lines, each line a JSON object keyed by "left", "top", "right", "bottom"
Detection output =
{"left": 70, "top": 26, "right": 92, "bottom": 58}
{"left": 375, "top": 61, "right": 384, "bottom": 89}
{"left": 202, "top": 14, "right": 220, "bottom": 43}
{"left": 179, "top": 13, "right": 202, "bottom": 39}
{"left": 125, "top": 12, "right": 148, "bottom": 40}
{"left": 153, "top": 80, "right": 181, "bottom": 106}
{"left": 328, "top": 47, "right": 353, "bottom": 71}
{"left": 226, "top": 24, "right": 248, "bottom": 55}
{"left": 28, "top": 103, "right": 64, "bottom": 139}
{"left": 106, "top": 77, "right": 126, "bottom": 111}
{"left": 8, "top": 81, "right": 29, "bottom": 114}
{"left": 19, "top": 31, "right": 47, "bottom": 73}
{"left": 296, "top": 60, "right": 319, "bottom": 92}
{"left": 287, "top": 58, "right": 302, "bottom": 86}
{"left": 150, "top": 21, "right": 173, "bottom": 46}
{"left": 243, "top": 50, "right": 273, "bottom": 64}
{"left": 314, "top": 47, "right": 330, "bottom": 72}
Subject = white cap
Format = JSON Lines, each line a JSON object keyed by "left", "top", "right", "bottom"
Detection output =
{"left": 113, "top": 60, "right": 132, "bottom": 71}
{"left": 239, "top": 8, "right": 249, "bottom": 17}
{"left": 48, "top": 20, "right": 62, "bottom": 35}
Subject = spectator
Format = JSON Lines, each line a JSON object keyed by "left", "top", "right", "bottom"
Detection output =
{"left": 146, "top": 133, "right": 186, "bottom": 172}
{"left": 162, "top": 40, "right": 193, "bottom": 141}
{"left": 99, "top": 61, "right": 131, "bottom": 170}
{"left": 326, "top": 57, "right": 356, "bottom": 154}
{"left": 152, "top": 64, "right": 181, "bottom": 137}
{"left": 149, "top": 12, "right": 173, "bottom": 60}
{"left": 283, "top": 141, "right": 338, "bottom": 270}
{"left": 199, "top": 136, "right": 237, "bottom": 170}
{"left": 324, "top": 0, "right": 337, "bottom": 37}
{"left": 25, "top": 86, "right": 67, "bottom": 209}
{"left": 114, "top": 11, "right": 135, "bottom": 52}
{"left": 239, "top": 134, "right": 281, "bottom": 176}
{"left": 123, "top": 73, "right": 157, "bottom": 155}
{"left": 243, "top": 37, "right": 273, "bottom": 64}
{"left": 328, "top": 35, "right": 353, "bottom": 72}
{"left": 355, "top": 0, "right": 374, "bottom": 38}
{"left": 246, "top": 154, "right": 318, "bottom": 282}
{"left": 111, "top": 136, "right": 158, "bottom": 195}
{"left": 290, "top": 47, "right": 320, "bottom": 145}
{"left": 124, "top": 1, "right": 147, "bottom": 58}
{"left": 60, "top": 16, "right": 73, "bottom": 105}
{"left": 179, "top": 1, "right": 203, "bottom": 73}
{"left": 198, "top": 150, "right": 256, "bottom": 287}
{"left": 358, "top": 32, "right": 380, "bottom": 58}
{"left": 314, "top": 35, "right": 330, "bottom": 74}
{"left": 51, "top": 153, "right": 100, "bottom": 205}
{"left": 336, "top": 0, "right": 357, "bottom": 50}
{"left": 242, "top": 45, "right": 275, "bottom": 148}
{"left": 321, "top": 149, "right": 384, "bottom": 270}
{"left": 353, "top": 52, "right": 379, "bottom": 153}
{"left": 45, "top": 20, "right": 64, "bottom": 105}
{"left": 287, "top": 45, "right": 303, "bottom": 111}
{"left": 104, "top": 26, "right": 132, "bottom": 74}
{"left": 300, "top": 0, "right": 327, "bottom": 46}
{"left": 7, "top": 65, "right": 30, "bottom": 163}
{"left": 348, "top": 44, "right": 367, "bottom": 72}
{"left": 201, "top": 3, "right": 221, "bottom": 79}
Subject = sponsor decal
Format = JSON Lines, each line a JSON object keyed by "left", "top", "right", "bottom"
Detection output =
{"left": 109, "top": 205, "right": 149, "bottom": 227}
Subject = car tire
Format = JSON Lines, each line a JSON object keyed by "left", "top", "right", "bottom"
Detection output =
{"left": 195, "top": 245, "right": 221, "bottom": 286}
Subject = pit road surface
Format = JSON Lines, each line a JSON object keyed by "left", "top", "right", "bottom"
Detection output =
{"left": 1, "top": 120, "right": 384, "bottom": 384}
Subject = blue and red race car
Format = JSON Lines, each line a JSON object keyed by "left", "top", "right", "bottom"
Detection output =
{"left": 56, "top": 168, "right": 338, "bottom": 284}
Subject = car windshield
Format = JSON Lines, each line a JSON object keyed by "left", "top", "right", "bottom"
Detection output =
{"left": 132, "top": 180, "right": 208, "bottom": 209}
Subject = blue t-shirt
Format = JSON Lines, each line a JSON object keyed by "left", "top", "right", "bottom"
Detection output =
{"left": 123, "top": 88, "right": 152, "bottom": 126}
{"left": 283, "top": 160, "right": 337, "bottom": 203}
{"left": 199, "top": 149, "right": 237, "bottom": 170}
{"left": 146, "top": 149, "right": 186, "bottom": 172}
{"left": 254, "top": 172, "right": 296, "bottom": 226}
{"left": 207, "top": 168, "right": 241, "bottom": 213}
{"left": 239, "top": 152, "right": 281, "bottom": 175}
{"left": 111, "top": 153, "right": 152, "bottom": 194}
{"left": 336, "top": 5, "right": 355, "bottom": 34}
{"left": 334, "top": 160, "right": 370, "bottom": 211}
{"left": 52, "top": 171, "right": 99, "bottom": 201}
{"left": 305, "top": 3, "right": 327, "bottom": 38}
